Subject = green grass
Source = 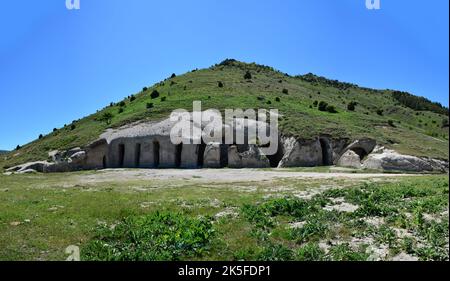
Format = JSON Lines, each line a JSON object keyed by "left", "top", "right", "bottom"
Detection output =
{"left": 0, "top": 171, "right": 447, "bottom": 261}
{"left": 1, "top": 60, "right": 448, "bottom": 170}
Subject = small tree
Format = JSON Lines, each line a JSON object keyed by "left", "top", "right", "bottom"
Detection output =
{"left": 218, "top": 81, "right": 224, "bottom": 88}
{"left": 70, "top": 124, "right": 76, "bottom": 130}
{"left": 151, "top": 90, "right": 160, "bottom": 99}
{"left": 282, "top": 88, "right": 289, "bottom": 94}
{"left": 16, "top": 145, "right": 21, "bottom": 150}
{"left": 326, "top": 105, "right": 337, "bottom": 113}
{"left": 244, "top": 71, "right": 252, "bottom": 80}
{"left": 53, "top": 128, "right": 57, "bottom": 132}
{"left": 275, "top": 97, "right": 281, "bottom": 102}
{"left": 313, "top": 100, "right": 318, "bottom": 107}
{"left": 130, "top": 95, "right": 136, "bottom": 102}
{"left": 119, "top": 101, "right": 126, "bottom": 107}
{"left": 318, "top": 101, "right": 328, "bottom": 111}
{"left": 376, "top": 109, "right": 384, "bottom": 116}
{"left": 347, "top": 101, "right": 357, "bottom": 111}
{"left": 99, "top": 112, "right": 114, "bottom": 124}
{"left": 38, "top": 134, "right": 43, "bottom": 139}
{"left": 146, "top": 102, "right": 154, "bottom": 109}
{"left": 171, "top": 73, "right": 176, "bottom": 78}
{"left": 142, "top": 87, "right": 148, "bottom": 92}
{"left": 388, "top": 120, "right": 396, "bottom": 127}
{"left": 161, "top": 97, "right": 167, "bottom": 102}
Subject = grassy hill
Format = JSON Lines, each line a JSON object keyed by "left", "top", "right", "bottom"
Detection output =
{"left": 1, "top": 59, "right": 448, "bottom": 170}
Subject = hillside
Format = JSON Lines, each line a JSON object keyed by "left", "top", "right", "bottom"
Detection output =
{"left": 1, "top": 59, "right": 448, "bottom": 170}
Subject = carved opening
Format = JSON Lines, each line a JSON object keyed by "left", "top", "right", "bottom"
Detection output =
{"left": 197, "top": 141, "right": 206, "bottom": 168}
{"left": 118, "top": 144, "right": 125, "bottom": 168}
{"left": 350, "top": 147, "right": 368, "bottom": 161}
{"left": 135, "top": 143, "right": 141, "bottom": 167}
{"left": 175, "top": 143, "right": 182, "bottom": 168}
{"left": 153, "top": 141, "right": 160, "bottom": 168}
{"left": 262, "top": 137, "right": 284, "bottom": 168}
{"left": 220, "top": 144, "right": 228, "bottom": 167}
{"left": 319, "top": 138, "right": 332, "bottom": 166}
{"left": 102, "top": 156, "right": 106, "bottom": 169}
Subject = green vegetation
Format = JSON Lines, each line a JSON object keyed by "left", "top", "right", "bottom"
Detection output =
{"left": 0, "top": 171, "right": 447, "bottom": 261}
{"left": 391, "top": 91, "right": 448, "bottom": 116}
{"left": 1, "top": 59, "right": 448, "bottom": 170}
{"left": 82, "top": 212, "right": 214, "bottom": 261}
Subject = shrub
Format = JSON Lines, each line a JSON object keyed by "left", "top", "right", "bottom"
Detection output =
{"left": 313, "top": 100, "right": 318, "bottom": 107}
{"left": 296, "top": 243, "right": 326, "bottom": 261}
{"left": 161, "top": 97, "right": 166, "bottom": 102}
{"left": 244, "top": 71, "right": 252, "bottom": 80}
{"left": 118, "top": 101, "right": 126, "bottom": 107}
{"left": 318, "top": 101, "right": 328, "bottom": 111}
{"left": 98, "top": 112, "right": 114, "bottom": 124}
{"left": 146, "top": 102, "right": 154, "bottom": 109}
{"left": 326, "top": 105, "right": 337, "bottom": 113}
{"left": 150, "top": 90, "right": 160, "bottom": 99}
{"left": 81, "top": 212, "right": 214, "bottom": 261}
{"left": 130, "top": 95, "right": 136, "bottom": 102}
{"left": 256, "top": 243, "right": 294, "bottom": 261}
{"left": 282, "top": 88, "right": 289, "bottom": 94}
{"left": 275, "top": 97, "right": 281, "bottom": 102}
{"left": 257, "top": 96, "right": 265, "bottom": 101}
{"left": 266, "top": 100, "right": 272, "bottom": 105}
{"left": 388, "top": 120, "right": 396, "bottom": 127}
{"left": 53, "top": 128, "right": 57, "bottom": 132}
{"left": 218, "top": 81, "right": 224, "bottom": 88}
{"left": 70, "top": 124, "right": 76, "bottom": 130}
{"left": 118, "top": 108, "right": 124, "bottom": 114}
{"left": 170, "top": 73, "right": 176, "bottom": 78}
{"left": 376, "top": 109, "right": 384, "bottom": 116}
{"left": 16, "top": 145, "right": 21, "bottom": 150}
{"left": 142, "top": 87, "right": 148, "bottom": 92}
{"left": 109, "top": 102, "right": 114, "bottom": 107}
{"left": 347, "top": 101, "right": 357, "bottom": 111}
{"left": 38, "top": 134, "right": 43, "bottom": 139}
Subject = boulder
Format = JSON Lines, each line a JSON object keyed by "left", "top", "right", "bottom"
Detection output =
{"left": 203, "top": 143, "right": 222, "bottom": 168}
{"left": 362, "top": 149, "right": 447, "bottom": 172}
{"left": 337, "top": 150, "right": 362, "bottom": 168}
{"left": 228, "top": 145, "right": 270, "bottom": 168}
{"left": 278, "top": 138, "right": 323, "bottom": 167}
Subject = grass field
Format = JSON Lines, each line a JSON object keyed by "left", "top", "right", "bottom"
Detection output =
{"left": 0, "top": 170, "right": 447, "bottom": 261}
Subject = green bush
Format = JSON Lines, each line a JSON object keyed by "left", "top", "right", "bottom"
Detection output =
{"left": 244, "top": 71, "right": 252, "bottom": 80}
{"left": 275, "top": 97, "right": 281, "bottom": 102}
{"left": 326, "top": 105, "right": 337, "bottom": 113}
{"left": 98, "top": 112, "right": 114, "bottom": 124}
{"left": 161, "top": 97, "right": 167, "bottom": 102}
{"left": 70, "top": 124, "right": 76, "bottom": 130}
{"left": 171, "top": 73, "right": 176, "bottom": 78}
{"left": 130, "top": 95, "right": 136, "bottom": 102}
{"left": 38, "top": 134, "right": 43, "bottom": 139}
{"left": 151, "top": 90, "right": 160, "bottom": 99}
{"left": 218, "top": 81, "right": 224, "bottom": 88}
{"left": 118, "top": 101, "right": 126, "bottom": 107}
{"left": 376, "top": 109, "right": 384, "bottom": 116}
{"left": 146, "top": 102, "right": 154, "bottom": 109}
{"left": 118, "top": 108, "right": 124, "bottom": 114}
{"left": 82, "top": 212, "right": 214, "bottom": 261}
{"left": 142, "top": 87, "right": 148, "bottom": 92}
{"left": 282, "top": 88, "right": 289, "bottom": 94}
{"left": 347, "top": 101, "right": 357, "bottom": 111}
{"left": 388, "top": 120, "right": 395, "bottom": 127}
{"left": 318, "top": 101, "right": 328, "bottom": 111}
{"left": 296, "top": 243, "right": 326, "bottom": 261}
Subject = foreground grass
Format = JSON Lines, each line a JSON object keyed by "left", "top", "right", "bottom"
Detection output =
{"left": 0, "top": 172, "right": 448, "bottom": 261}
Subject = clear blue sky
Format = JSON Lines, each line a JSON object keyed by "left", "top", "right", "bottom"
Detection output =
{"left": 0, "top": 0, "right": 448, "bottom": 150}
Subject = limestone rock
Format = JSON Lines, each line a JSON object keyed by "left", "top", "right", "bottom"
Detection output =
{"left": 337, "top": 150, "right": 362, "bottom": 168}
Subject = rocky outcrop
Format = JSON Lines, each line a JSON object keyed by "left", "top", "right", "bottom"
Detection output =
{"left": 362, "top": 147, "right": 448, "bottom": 173}
{"left": 278, "top": 137, "right": 332, "bottom": 167}
{"left": 228, "top": 144, "right": 270, "bottom": 168}
{"left": 337, "top": 150, "right": 362, "bottom": 169}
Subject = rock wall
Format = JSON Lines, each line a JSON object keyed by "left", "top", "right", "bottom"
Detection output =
{"left": 5, "top": 115, "right": 448, "bottom": 174}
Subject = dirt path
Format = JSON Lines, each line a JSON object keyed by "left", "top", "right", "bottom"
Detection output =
{"left": 74, "top": 168, "right": 419, "bottom": 184}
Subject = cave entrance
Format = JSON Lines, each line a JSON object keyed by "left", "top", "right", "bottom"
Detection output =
{"left": 118, "top": 144, "right": 125, "bottom": 168}
{"left": 197, "top": 141, "right": 206, "bottom": 168}
{"left": 135, "top": 143, "right": 141, "bottom": 167}
{"left": 153, "top": 141, "right": 160, "bottom": 168}
{"left": 220, "top": 144, "right": 229, "bottom": 168}
{"left": 319, "top": 138, "right": 332, "bottom": 166}
{"left": 102, "top": 156, "right": 107, "bottom": 169}
{"left": 175, "top": 143, "right": 183, "bottom": 168}
{"left": 350, "top": 147, "right": 368, "bottom": 160}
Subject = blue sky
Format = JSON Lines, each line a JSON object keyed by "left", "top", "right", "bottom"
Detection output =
{"left": 0, "top": 0, "right": 448, "bottom": 150}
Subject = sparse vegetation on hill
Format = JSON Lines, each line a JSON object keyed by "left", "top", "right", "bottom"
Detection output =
{"left": 0, "top": 59, "right": 448, "bottom": 170}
